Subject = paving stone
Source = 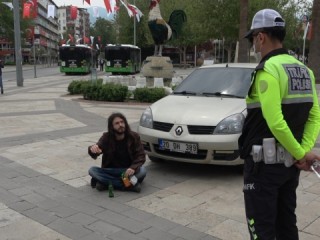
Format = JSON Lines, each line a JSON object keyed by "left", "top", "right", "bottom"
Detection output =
{"left": 9, "top": 187, "right": 34, "bottom": 197}
{"left": 65, "top": 212, "right": 98, "bottom": 226}
{"left": 169, "top": 225, "right": 207, "bottom": 240}
{"left": 47, "top": 218, "right": 93, "bottom": 239}
{"left": 108, "top": 230, "right": 148, "bottom": 240}
{"left": 96, "top": 209, "right": 150, "bottom": 234}
{"left": 49, "top": 204, "right": 78, "bottom": 218}
{"left": 23, "top": 207, "right": 59, "bottom": 225}
{"left": 138, "top": 226, "right": 177, "bottom": 240}
{"left": 78, "top": 232, "right": 112, "bottom": 240}
{"left": 87, "top": 220, "right": 121, "bottom": 236}
{"left": 8, "top": 200, "right": 36, "bottom": 212}
{"left": 0, "top": 187, "right": 21, "bottom": 205}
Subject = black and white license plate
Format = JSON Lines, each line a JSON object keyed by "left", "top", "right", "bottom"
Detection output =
{"left": 158, "top": 139, "right": 198, "bottom": 154}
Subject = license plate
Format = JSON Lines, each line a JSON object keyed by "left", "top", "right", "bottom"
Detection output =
{"left": 158, "top": 139, "right": 198, "bottom": 154}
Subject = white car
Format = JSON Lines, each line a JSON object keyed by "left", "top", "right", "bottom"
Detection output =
{"left": 138, "top": 63, "right": 257, "bottom": 165}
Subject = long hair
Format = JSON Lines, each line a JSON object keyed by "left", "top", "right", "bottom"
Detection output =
{"left": 107, "top": 112, "right": 133, "bottom": 149}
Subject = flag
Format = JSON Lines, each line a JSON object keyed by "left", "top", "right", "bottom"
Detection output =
{"left": 93, "top": 6, "right": 99, "bottom": 17}
{"left": 90, "top": 36, "right": 94, "bottom": 45}
{"left": 23, "top": 3, "right": 32, "bottom": 18}
{"left": 68, "top": 34, "right": 74, "bottom": 43}
{"left": 47, "top": 5, "right": 55, "bottom": 19}
{"left": 70, "top": 6, "right": 78, "bottom": 20}
{"left": 84, "top": 36, "right": 90, "bottom": 44}
{"left": 104, "top": 0, "right": 112, "bottom": 13}
{"left": 127, "top": 4, "right": 143, "bottom": 22}
{"left": 2, "top": 2, "right": 13, "bottom": 10}
{"left": 303, "top": 22, "right": 309, "bottom": 40}
{"left": 83, "top": 0, "right": 90, "bottom": 5}
{"left": 307, "top": 22, "right": 313, "bottom": 40}
{"left": 96, "top": 44, "right": 100, "bottom": 50}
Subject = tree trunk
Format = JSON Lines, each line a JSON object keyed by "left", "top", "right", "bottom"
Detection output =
{"left": 308, "top": 0, "right": 320, "bottom": 83}
{"left": 238, "top": 0, "right": 249, "bottom": 63}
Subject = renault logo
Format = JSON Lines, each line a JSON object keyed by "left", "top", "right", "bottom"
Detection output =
{"left": 175, "top": 126, "right": 183, "bottom": 136}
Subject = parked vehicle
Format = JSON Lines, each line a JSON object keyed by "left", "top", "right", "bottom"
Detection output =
{"left": 105, "top": 44, "right": 141, "bottom": 74}
{"left": 138, "top": 63, "right": 257, "bottom": 165}
{"left": 59, "top": 44, "right": 97, "bottom": 74}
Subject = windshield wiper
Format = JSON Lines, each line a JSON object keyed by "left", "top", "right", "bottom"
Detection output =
{"left": 201, "top": 92, "right": 244, "bottom": 99}
{"left": 173, "top": 91, "right": 197, "bottom": 95}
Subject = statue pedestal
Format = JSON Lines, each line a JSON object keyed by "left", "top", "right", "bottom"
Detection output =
{"left": 142, "top": 56, "right": 174, "bottom": 80}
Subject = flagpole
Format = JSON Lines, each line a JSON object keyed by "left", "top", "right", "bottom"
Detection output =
{"left": 302, "top": 21, "right": 309, "bottom": 64}
{"left": 133, "top": 0, "right": 136, "bottom": 46}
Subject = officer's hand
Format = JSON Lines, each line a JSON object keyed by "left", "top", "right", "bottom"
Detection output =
{"left": 295, "top": 152, "right": 320, "bottom": 171}
{"left": 90, "top": 144, "right": 102, "bottom": 154}
{"left": 125, "top": 168, "right": 135, "bottom": 177}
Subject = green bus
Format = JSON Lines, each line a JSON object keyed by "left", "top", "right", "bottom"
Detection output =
{"left": 105, "top": 44, "right": 141, "bottom": 74}
{"left": 59, "top": 44, "right": 97, "bottom": 74}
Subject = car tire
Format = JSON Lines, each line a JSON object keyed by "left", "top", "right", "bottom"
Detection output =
{"left": 148, "top": 156, "right": 164, "bottom": 163}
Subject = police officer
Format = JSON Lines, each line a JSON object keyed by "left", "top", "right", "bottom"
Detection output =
{"left": 239, "top": 9, "right": 320, "bottom": 240}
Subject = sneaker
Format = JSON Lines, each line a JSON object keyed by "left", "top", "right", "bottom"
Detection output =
{"left": 90, "top": 178, "right": 97, "bottom": 188}
{"left": 96, "top": 182, "right": 108, "bottom": 191}
{"left": 128, "top": 182, "right": 141, "bottom": 193}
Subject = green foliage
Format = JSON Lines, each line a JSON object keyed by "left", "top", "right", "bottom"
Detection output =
{"left": 83, "top": 82, "right": 128, "bottom": 102}
{"left": 0, "top": 2, "right": 34, "bottom": 46}
{"left": 134, "top": 87, "right": 166, "bottom": 103}
{"left": 68, "top": 80, "right": 91, "bottom": 95}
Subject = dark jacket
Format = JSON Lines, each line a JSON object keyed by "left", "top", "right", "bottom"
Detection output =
{"left": 88, "top": 131, "right": 146, "bottom": 171}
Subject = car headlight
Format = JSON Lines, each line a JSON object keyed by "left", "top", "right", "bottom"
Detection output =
{"left": 214, "top": 113, "right": 245, "bottom": 134}
{"left": 140, "top": 107, "right": 153, "bottom": 129}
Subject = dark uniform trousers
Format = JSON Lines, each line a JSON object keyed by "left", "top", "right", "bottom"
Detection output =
{"left": 243, "top": 156, "right": 300, "bottom": 240}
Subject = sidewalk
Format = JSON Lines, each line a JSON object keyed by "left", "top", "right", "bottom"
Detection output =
{"left": 0, "top": 69, "right": 319, "bottom": 240}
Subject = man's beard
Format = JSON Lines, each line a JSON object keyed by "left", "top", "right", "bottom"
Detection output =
{"left": 114, "top": 127, "right": 125, "bottom": 135}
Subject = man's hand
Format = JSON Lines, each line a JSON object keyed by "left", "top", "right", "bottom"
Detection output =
{"left": 125, "top": 168, "right": 135, "bottom": 177}
{"left": 90, "top": 144, "right": 102, "bottom": 154}
{"left": 295, "top": 152, "right": 320, "bottom": 171}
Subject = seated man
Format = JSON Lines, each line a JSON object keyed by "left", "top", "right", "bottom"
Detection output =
{"left": 88, "top": 112, "right": 147, "bottom": 192}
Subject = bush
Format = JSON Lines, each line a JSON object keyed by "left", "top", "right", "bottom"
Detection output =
{"left": 68, "top": 80, "right": 90, "bottom": 95}
{"left": 83, "top": 82, "right": 128, "bottom": 102}
{"left": 68, "top": 79, "right": 103, "bottom": 95}
{"left": 134, "top": 87, "right": 166, "bottom": 103}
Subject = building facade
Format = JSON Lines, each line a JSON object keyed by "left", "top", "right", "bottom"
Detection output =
{"left": 0, "top": 2, "right": 90, "bottom": 64}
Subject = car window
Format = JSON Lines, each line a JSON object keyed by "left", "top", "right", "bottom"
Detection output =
{"left": 174, "top": 67, "right": 253, "bottom": 98}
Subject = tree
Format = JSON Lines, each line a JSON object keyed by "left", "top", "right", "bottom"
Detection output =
{"left": 89, "top": 17, "right": 117, "bottom": 57}
{"left": 308, "top": 0, "right": 320, "bottom": 83}
{"left": 0, "top": 1, "right": 33, "bottom": 46}
{"left": 238, "top": 0, "right": 249, "bottom": 62}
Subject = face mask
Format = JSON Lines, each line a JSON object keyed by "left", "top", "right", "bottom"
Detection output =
{"left": 253, "top": 37, "right": 262, "bottom": 62}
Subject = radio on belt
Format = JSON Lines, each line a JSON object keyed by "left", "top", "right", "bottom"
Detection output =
{"left": 263, "top": 138, "right": 277, "bottom": 164}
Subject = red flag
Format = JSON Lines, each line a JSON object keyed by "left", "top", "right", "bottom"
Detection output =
{"left": 84, "top": 0, "right": 90, "bottom": 5}
{"left": 84, "top": 36, "right": 90, "bottom": 44}
{"left": 104, "top": 0, "right": 112, "bottom": 13}
{"left": 307, "top": 22, "right": 313, "bottom": 40}
{"left": 127, "top": 4, "right": 137, "bottom": 16}
{"left": 23, "top": 3, "right": 32, "bottom": 18}
{"left": 68, "top": 34, "right": 74, "bottom": 43}
{"left": 70, "top": 6, "right": 78, "bottom": 20}
{"left": 97, "top": 36, "right": 101, "bottom": 43}
{"left": 31, "top": 0, "right": 38, "bottom": 18}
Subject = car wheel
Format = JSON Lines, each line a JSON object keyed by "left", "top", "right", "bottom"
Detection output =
{"left": 148, "top": 156, "right": 164, "bottom": 163}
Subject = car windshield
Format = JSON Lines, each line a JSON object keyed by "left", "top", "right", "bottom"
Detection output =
{"left": 173, "top": 67, "right": 253, "bottom": 98}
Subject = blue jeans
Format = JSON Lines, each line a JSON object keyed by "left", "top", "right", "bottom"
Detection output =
{"left": 88, "top": 166, "right": 147, "bottom": 189}
{"left": 0, "top": 75, "right": 3, "bottom": 92}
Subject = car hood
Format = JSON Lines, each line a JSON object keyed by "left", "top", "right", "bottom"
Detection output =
{"left": 150, "top": 95, "right": 246, "bottom": 125}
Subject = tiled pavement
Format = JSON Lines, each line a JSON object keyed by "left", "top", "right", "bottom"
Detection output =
{"left": 0, "top": 66, "right": 319, "bottom": 240}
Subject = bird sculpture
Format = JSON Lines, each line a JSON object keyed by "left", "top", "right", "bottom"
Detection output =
{"left": 148, "top": 0, "right": 187, "bottom": 56}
